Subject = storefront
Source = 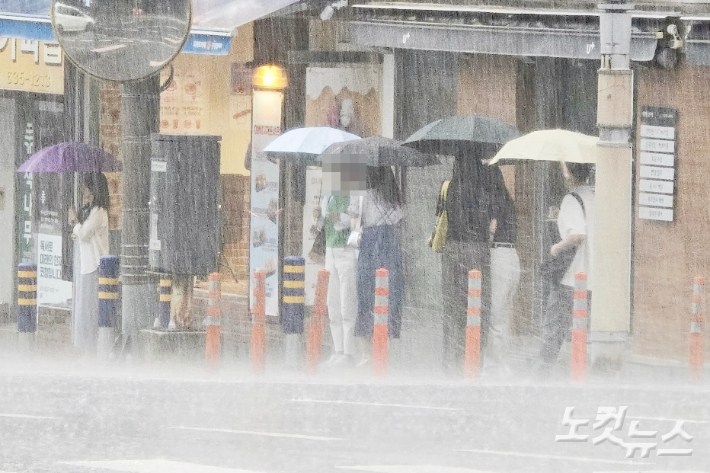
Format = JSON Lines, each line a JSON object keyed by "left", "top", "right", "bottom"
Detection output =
{"left": 344, "top": 1, "right": 710, "bottom": 362}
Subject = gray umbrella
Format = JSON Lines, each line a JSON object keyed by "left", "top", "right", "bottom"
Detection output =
{"left": 320, "top": 136, "right": 439, "bottom": 167}
{"left": 402, "top": 114, "right": 521, "bottom": 157}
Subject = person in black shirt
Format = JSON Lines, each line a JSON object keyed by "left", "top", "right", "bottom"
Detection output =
{"left": 441, "top": 144, "right": 494, "bottom": 373}
{"left": 485, "top": 165, "right": 520, "bottom": 378}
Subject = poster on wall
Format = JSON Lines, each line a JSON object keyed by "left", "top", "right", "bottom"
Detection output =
{"left": 302, "top": 166, "right": 323, "bottom": 306}
{"left": 302, "top": 65, "right": 382, "bottom": 304}
{"left": 249, "top": 90, "right": 283, "bottom": 317}
{"left": 159, "top": 67, "right": 207, "bottom": 134}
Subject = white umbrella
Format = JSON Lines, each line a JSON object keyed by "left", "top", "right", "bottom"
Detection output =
{"left": 487, "top": 129, "right": 598, "bottom": 165}
{"left": 264, "top": 127, "right": 360, "bottom": 159}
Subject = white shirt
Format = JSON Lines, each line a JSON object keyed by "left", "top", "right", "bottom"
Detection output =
{"left": 558, "top": 185, "right": 595, "bottom": 290}
{"left": 72, "top": 207, "right": 109, "bottom": 274}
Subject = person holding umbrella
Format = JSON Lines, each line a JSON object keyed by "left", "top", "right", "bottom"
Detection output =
{"left": 68, "top": 173, "right": 110, "bottom": 354}
{"left": 354, "top": 166, "right": 404, "bottom": 366}
{"left": 536, "top": 162, "right": 595, "bottom": 376}
{"left": 441, "top": 145, "right": 494, "bottom": 374}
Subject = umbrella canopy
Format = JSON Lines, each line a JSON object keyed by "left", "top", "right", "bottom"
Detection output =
{"left": 320, "top": 136, "right": 439, "bottom": 167}
{"left": 17, "top": 141, "right": 122, "bottom": 173}
{"left": 263, "top": 127, "right": 360, "bottom": 162}
{"left": 402, "top": 115, "right": 520, "bottom": 156}
{"left": 487, "top": 129, "right": 598, "bottom": 165}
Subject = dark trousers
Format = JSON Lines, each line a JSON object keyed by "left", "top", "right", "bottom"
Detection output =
{"left": 540, "top": 282, "right": 592, "bottom": 364}
{"left": 441, "top": 240, "right": 491, "bottom": 373}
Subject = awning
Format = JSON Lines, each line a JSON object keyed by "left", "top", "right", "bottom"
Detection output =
{"left": 0, "top": 0, "right": 302, "bottom": 56}
{"left": 348, "top": 2, "right": 661, "bottom": 61}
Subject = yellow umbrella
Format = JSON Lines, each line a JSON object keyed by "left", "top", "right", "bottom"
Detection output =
{"left": 487, "top": 129, "right": 598, "bottom": 165}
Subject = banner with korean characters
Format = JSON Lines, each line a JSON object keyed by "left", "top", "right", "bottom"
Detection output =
{"left": 638, "top": 106, "right": 677, "bottom": 222}
{"left": 0, "top": 38, "right": 64, "bottom": 95}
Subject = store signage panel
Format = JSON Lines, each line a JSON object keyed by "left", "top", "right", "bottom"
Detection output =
{"left": 638, "top": 106, "right": 677, "bottom": 222}
{"left": 639, "top": 165, "right": 674, "bottom": 181}
{"left": 639, "top": 207, "right": 673, "bottom": 222}
{"left": 639, "top": 179, "right": 674, "bottom": 195}
{"left": 640, "top": 152, "right": 674, "bottom": 167}
{"left": 639, "top": 193, "right": 673, "bottom": 208}
{"left": 0, "top": 38, "right": 63, "bottom": 94}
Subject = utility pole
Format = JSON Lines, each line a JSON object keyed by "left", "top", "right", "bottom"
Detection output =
{"left": 592, "top": 1, "right": 634, "bottom": 373}
{"left": 120, "top": 76, "right": 160, "bottom": 349}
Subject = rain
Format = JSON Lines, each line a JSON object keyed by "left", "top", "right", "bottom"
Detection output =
{"left": 0, "top": 1, "right": 709, "bottom": 473}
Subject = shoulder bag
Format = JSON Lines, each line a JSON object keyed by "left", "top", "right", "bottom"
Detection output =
{"left": 540, "top": 192, "right": 585, "bottom": 284}
{"left": 428, "top": 180, "right": 450, "bottom": 253}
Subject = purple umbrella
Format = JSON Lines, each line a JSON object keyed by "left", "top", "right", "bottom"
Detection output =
{"left": 16, "top": 141, "right": 122, "bottom": 173}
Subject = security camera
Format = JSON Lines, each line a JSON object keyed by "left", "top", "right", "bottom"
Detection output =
{"left": 320, "top": 0, "right": 348, "bottom": 21}
{"left": 320, "top": 5, "right": 334, "bottom": 20}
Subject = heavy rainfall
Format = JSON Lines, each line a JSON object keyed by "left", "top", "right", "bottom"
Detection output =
{"left": 0, "top": 0, "right": 708, "bottom": 472}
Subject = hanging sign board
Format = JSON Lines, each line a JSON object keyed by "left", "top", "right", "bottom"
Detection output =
{"left": 638, "top": 106, "right": 677, "bottom": 222}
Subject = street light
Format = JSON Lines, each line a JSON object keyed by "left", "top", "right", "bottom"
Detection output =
{"left": 252, "top": 65, "right": 289, "bottom": 90}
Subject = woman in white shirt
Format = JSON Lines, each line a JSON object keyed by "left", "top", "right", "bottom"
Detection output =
{"left": 68, "top": 173, "right": 110, "bottom": 354}
{"left": 354, "top": 166, "right": 404, "bottom": 366}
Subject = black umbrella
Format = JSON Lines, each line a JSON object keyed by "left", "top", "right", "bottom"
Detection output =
{"left": 402, "top": 114, "right": 520, "bottom": 157}
{"left": 320, "top": 136, "right": 439, "bottom": 167}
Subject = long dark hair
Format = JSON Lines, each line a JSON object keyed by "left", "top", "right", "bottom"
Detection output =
{"left": 366, "top": 166, "right": 402, "bottom": 207}
{"left": 82, "top": 173, "right": 110, "bottom": 212}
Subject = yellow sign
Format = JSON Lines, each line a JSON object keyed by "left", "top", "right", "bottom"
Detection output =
{"left": 0, "top": 38, "right": 64, "bottom": 95}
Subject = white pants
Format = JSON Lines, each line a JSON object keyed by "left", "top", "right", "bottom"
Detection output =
{"left": 325, "top": 246, "right": 358, "bottom": 356}
{"left": 487, "top": 247, "right": 521, "bottom": 368}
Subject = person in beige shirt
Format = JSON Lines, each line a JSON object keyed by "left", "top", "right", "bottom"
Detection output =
{"left": 68, "top": 173, "right": 110, "bottom": 354}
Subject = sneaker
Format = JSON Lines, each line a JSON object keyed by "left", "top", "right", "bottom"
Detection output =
{"left": 322, "top": 352, "right": 342, "bottom": 367}
{"left": 331, "top": 354, "right": 355, "bottom": 368}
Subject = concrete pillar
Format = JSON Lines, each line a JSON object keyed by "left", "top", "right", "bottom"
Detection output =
{"left": 591, "top": 2, "right": 634, "bottom": 373}
{"left": 120, "top": 76, "right": 160, "bottom": 350}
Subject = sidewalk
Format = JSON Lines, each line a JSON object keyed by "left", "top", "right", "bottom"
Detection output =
{"left": 0, "top": 298, "right": 708, "bottom": 384}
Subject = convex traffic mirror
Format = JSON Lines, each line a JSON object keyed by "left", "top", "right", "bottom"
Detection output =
{"left": 51, "top": 0, "right": 191, "bottom": 82}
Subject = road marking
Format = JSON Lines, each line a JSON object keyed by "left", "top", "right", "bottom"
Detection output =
{"left": 91, "top": 44, "right": 127, "bottom": 53}
{"left": 64, "top": 459, "right": 263, "bottom": 473}
{"left": 457, "top": 449, "right": 652, "bottom": 465}
{"left": 172, "top": 426, "right": 343, "bottom": 441}
{"left": 338, "top": 466, "right": 493, "bottom": 473}
{"left": 0, "top": 413, "right": 61, "bottom": 420}
{"left": 291, "top": 398, "right": 463, "bottom": 412}
{"left": 626, "top": 415, "right": 710, "bottom": 425}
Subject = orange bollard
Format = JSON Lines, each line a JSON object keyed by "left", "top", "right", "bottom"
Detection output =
{"left": 571, "top": 272, "right": 588, "bottom": 384}
{"left": 372, "top": 268, "right": 389, "bottom": 377}
{"left": 689, "top": 276, "right": 706, "bottom": 384}
{"left": 205, "top": 273, "right": 222, "bottom": 370}
{"left": 250, "top": 270, "right": 267, "bottom": 374}
{"left": 464, "top": 269, "right": 481, "bottom": 380}
{"left": 305, "top": 269, "right": 330, "bottom": 374}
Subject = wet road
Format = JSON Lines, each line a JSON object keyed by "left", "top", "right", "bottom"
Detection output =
{"left": 0, "top": 361, "right": 708, "bottom": 473}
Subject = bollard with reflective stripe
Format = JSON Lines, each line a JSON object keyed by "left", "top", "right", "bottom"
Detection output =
{"left": 155, "top": 275, "right": 172, "bottom": 329}
{"left": 373, "top": 268, "right": 389, "bottom": 377}
{"left": 205, "top": 272, "right": 221, "bottom": 370}
{"left": 689, "top": 276, "right": 706, "bottom": 384}
{"left": 97, "top": 256, "right": 120, "bottom": 359}
{"left": 464, "top": 269, "right": 481, "bottom": 380}
{"left": 306, "top": 269, "right": 330, "bottom": 374}
{"left": 571, "top": 272, "right": 588, "bottom": 384}
{"left": 17, "top": 264, "right": 37, "bottom": 333}
{"left": 250, "top": 270, "right": 267, "bottom": 373}
{"left": 282, "top": 257, "right": 305, "bottom": 334}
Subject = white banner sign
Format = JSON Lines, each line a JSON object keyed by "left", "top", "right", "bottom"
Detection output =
{"left": 37, "top": 233, "right": 72, "bottom": 305}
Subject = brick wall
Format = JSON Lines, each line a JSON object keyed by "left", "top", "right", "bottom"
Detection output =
{"left": 221, "top": 174, "right": 251, "bottom": 283}
{"left": 633, "top": 64, "right": 710, "bottom": 361}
